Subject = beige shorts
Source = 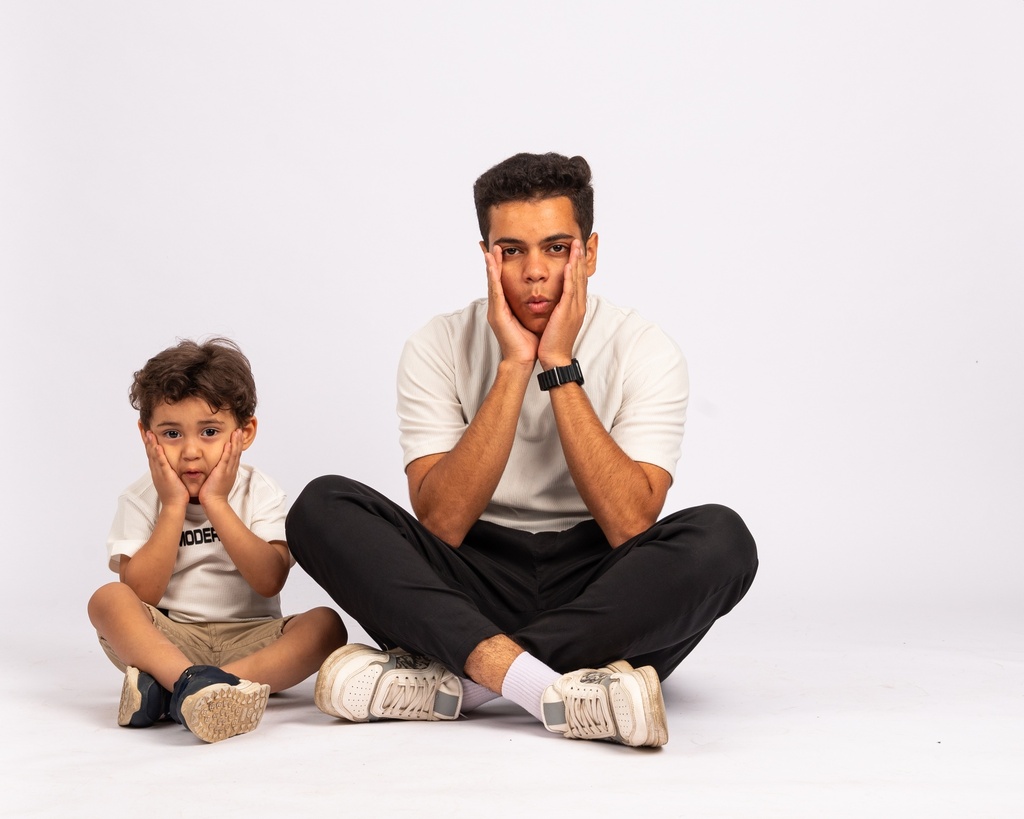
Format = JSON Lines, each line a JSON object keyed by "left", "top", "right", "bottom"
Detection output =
{"left": 99, "top": 603, "right": 293, "bottom": 672}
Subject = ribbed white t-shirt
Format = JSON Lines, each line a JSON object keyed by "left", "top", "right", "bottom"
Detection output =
{"left": 398, "top": 294, "right": 689, "bottom": 533}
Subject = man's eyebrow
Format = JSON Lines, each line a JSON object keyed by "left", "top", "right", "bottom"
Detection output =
{"left": 493, "top": 233, "right": 576, "bottom": 245}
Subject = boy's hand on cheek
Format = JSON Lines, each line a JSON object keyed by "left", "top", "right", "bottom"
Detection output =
{"left": 144, "top": 432, "right": 189, "bottom": 509}
{"left": 198, "top": 429, "right": 242, "bottom": 508}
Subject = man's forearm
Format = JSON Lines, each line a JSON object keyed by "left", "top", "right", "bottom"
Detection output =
{"left": 549, "top": 384, "right": 668, "bottom": 548}
{"left": 410, "top": 360, "right": 533, "bottom": 546}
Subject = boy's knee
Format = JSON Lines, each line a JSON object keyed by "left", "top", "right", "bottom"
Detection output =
{"left": 87, "top": 581, "right": 139, "bottom": 621}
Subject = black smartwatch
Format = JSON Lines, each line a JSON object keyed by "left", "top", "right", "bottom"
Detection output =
{"left": 538, "top": 359, "right": 585, "bottom": 391}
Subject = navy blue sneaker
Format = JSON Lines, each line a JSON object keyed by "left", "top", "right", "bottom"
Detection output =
{"left": 169, "top": 665, "right": 270, "bottom": 743}
{"left": 118, "top": 666, "right": 170, "bottom": 727}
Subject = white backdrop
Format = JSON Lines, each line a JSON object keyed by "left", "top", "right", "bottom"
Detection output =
{"left": 1, "top": 1, "right": 1021, "bottom": 642}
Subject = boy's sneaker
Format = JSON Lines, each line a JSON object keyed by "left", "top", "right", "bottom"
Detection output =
{"left": 169, "top": 665, "right": 270, "bottom": 743}
{"left": 541, "top": 664, "right": 668, "bottom": 747}
{"left": 118, "top": 666, "right": 170, "bottom": 728}
{"left": 315, "top": 644, "right": 462, "bottom": 722}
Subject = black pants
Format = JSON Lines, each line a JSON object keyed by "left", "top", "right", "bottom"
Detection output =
{"left": 286, "top": 475, "right": 758, "bottom": 680}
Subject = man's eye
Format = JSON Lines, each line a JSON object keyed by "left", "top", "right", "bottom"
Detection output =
{"left": 502, "top": 247, "right": 521, "bottom": 256}
{"left": 550, "top": 244, "right": 568, "bottom": 253}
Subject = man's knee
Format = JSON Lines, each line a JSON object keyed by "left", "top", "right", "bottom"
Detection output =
{"left": 658, "top": 503, "right": 758, "bottom": 579}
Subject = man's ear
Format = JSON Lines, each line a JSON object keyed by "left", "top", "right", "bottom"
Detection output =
{"left": 238, "top": 417, "right": 258, "bottom": 451}
{"left": 584, "top": 232, "right": 599, "bottom": 277}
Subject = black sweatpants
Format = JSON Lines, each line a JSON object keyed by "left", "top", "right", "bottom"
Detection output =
{"left": 286, "top": 475, "right": 758, "bottom": 680}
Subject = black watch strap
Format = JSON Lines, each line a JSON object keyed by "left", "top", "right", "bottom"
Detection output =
{"left": 538, "top": 359, "right": 585, "bottom": 391}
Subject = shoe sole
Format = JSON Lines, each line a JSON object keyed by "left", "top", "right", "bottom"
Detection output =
{"left": 178, "top": 680, "right": 270, "bottom": 743}
{"left": 118, "top": 666, "right": 144, "bottom": 727}
{"left": 314, "top": 643, "right": 380, "bottom": 720}
{"left": 630, "top": 665, "right": 669, "bottom": 747}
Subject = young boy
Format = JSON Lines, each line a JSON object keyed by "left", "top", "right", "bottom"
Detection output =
{"left": 88, "top": 337, "right": 347, "bottom": 743}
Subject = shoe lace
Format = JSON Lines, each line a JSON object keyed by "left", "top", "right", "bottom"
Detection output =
{"left": 377, "top": 672, "right": 442, "bottom": 720}
{"left": 565, "top": 684, "right": 614, "bottom": 739}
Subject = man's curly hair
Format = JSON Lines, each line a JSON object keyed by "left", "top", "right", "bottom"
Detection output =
{"left": 130, "top": 337, "right": 257, "bottom": 429}
{"left": 473, "top": 152, "right": 594, "bottom": 244}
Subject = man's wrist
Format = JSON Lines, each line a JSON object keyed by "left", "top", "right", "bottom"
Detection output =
{"left": 538, "top": 359, "right": 585, "bottom": 391}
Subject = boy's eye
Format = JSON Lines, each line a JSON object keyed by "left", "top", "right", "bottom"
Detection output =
{"left": 163, "top": 430, "right": 181, "bottom": 440}
{"left": 201, "top": 428, "right": 219, "bottom": 438}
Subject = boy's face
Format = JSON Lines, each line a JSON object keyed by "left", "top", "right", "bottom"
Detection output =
{"left": 480, "top": 196, "right": 598, "bottom": 336}
{"left": 140, "top": 397, "right": 256, "bottom": 497}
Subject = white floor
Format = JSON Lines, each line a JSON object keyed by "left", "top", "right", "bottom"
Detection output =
{"left": 2, "top": 596, "right": 1021, "bottom": 818}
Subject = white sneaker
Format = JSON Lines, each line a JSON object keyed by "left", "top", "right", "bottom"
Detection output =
{"left": 315, "top": 644, "right": 463, "bottom": 722}
{"left": 541, "top": 665, "right": 668, "bottom": 747}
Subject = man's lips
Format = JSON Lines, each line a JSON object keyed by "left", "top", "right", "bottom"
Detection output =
{"left": 526, "top": 297, "right": 551, "bottom": 315}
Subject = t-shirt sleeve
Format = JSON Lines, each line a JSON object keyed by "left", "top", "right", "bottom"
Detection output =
{"left": 610, "top": 324, "right": 689, "bottom": 479}
{"left": 397, "top": 319, "right": 468, "bottom": 469}
{"left": 105, "top": 489, "right": 157, "bottom": 574}
{"left": 245, "top": 469, "right": 293, "bottom": 566}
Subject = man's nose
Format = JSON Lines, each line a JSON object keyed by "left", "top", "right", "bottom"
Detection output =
{"left": 524, "top": 250, "right": 548, "bottom": 282}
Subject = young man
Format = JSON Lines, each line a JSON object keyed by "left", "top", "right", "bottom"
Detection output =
{"left": 287, "top": 153, "right": 758, "bottom": 747}
{"left": 88, "top": 338, "right": 347, "bottom": 743}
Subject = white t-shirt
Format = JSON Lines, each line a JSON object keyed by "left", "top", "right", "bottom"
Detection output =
{"left": 106, "top": 464, "right": 291, "bottom": 623}
{"left": 398, "top": 294, "right": 689, "bottom": 533}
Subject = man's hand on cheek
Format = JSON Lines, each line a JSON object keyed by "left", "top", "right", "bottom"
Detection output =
{"left": 485, "top": 243, "right": 539, "bottom": 367}
{"left": 538, "top": 239, "right": 588, "bottom": 369}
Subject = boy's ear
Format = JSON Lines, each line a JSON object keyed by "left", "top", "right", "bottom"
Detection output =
{"left": 238, "top": 417, "right": 258, "bottom": 451}
{"left": 137, "top": 420, "right": 149, "bottom": 443}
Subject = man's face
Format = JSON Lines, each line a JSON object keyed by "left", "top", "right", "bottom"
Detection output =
{"left": 140, "top": 397, "right": 255, "bottom": 497}
{"left": 481, "top": 196, "right": 598, "bottom": 336}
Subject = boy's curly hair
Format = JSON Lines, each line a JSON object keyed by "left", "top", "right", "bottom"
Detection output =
{"left": 130, "top": 337, "right": 257, "bottom": 429}
{"left": 473, "top": 152, "right": 594, "bottom": 244}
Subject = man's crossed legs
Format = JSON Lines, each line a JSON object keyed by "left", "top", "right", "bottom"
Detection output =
{"left": 285, "top": 476, "right": 757, "bottom": 747}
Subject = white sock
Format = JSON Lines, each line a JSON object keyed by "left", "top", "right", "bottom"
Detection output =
{"left": 500, "top": 652, "right": 561, "bottom": 723}
{"left": 460, "top": 679, "right": 501, "bottom": 712}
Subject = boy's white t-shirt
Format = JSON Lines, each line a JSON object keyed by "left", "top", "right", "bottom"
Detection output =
{"left": 398, "top": 294, "right": 689, "bottom": 534}
{"left": 106, "top": 464, "right": 292, "bottom": 623}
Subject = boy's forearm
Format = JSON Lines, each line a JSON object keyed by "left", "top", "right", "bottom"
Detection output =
{"left": 203, "top": 501, "right": 290, "bottom": 597}
{"left": 121, "top": 504, "right": 186, "bottom": 604}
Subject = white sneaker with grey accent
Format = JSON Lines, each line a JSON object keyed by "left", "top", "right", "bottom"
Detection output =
{"left": 541, "top": 664, "right": 668, "bottom": 747}
{"left": 315, "top": 644, "right": 463, "bottom": 722}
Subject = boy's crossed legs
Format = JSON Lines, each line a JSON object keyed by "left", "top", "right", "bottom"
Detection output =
{"left": 88, "top": 582, "right": 347, "bottom": 742}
